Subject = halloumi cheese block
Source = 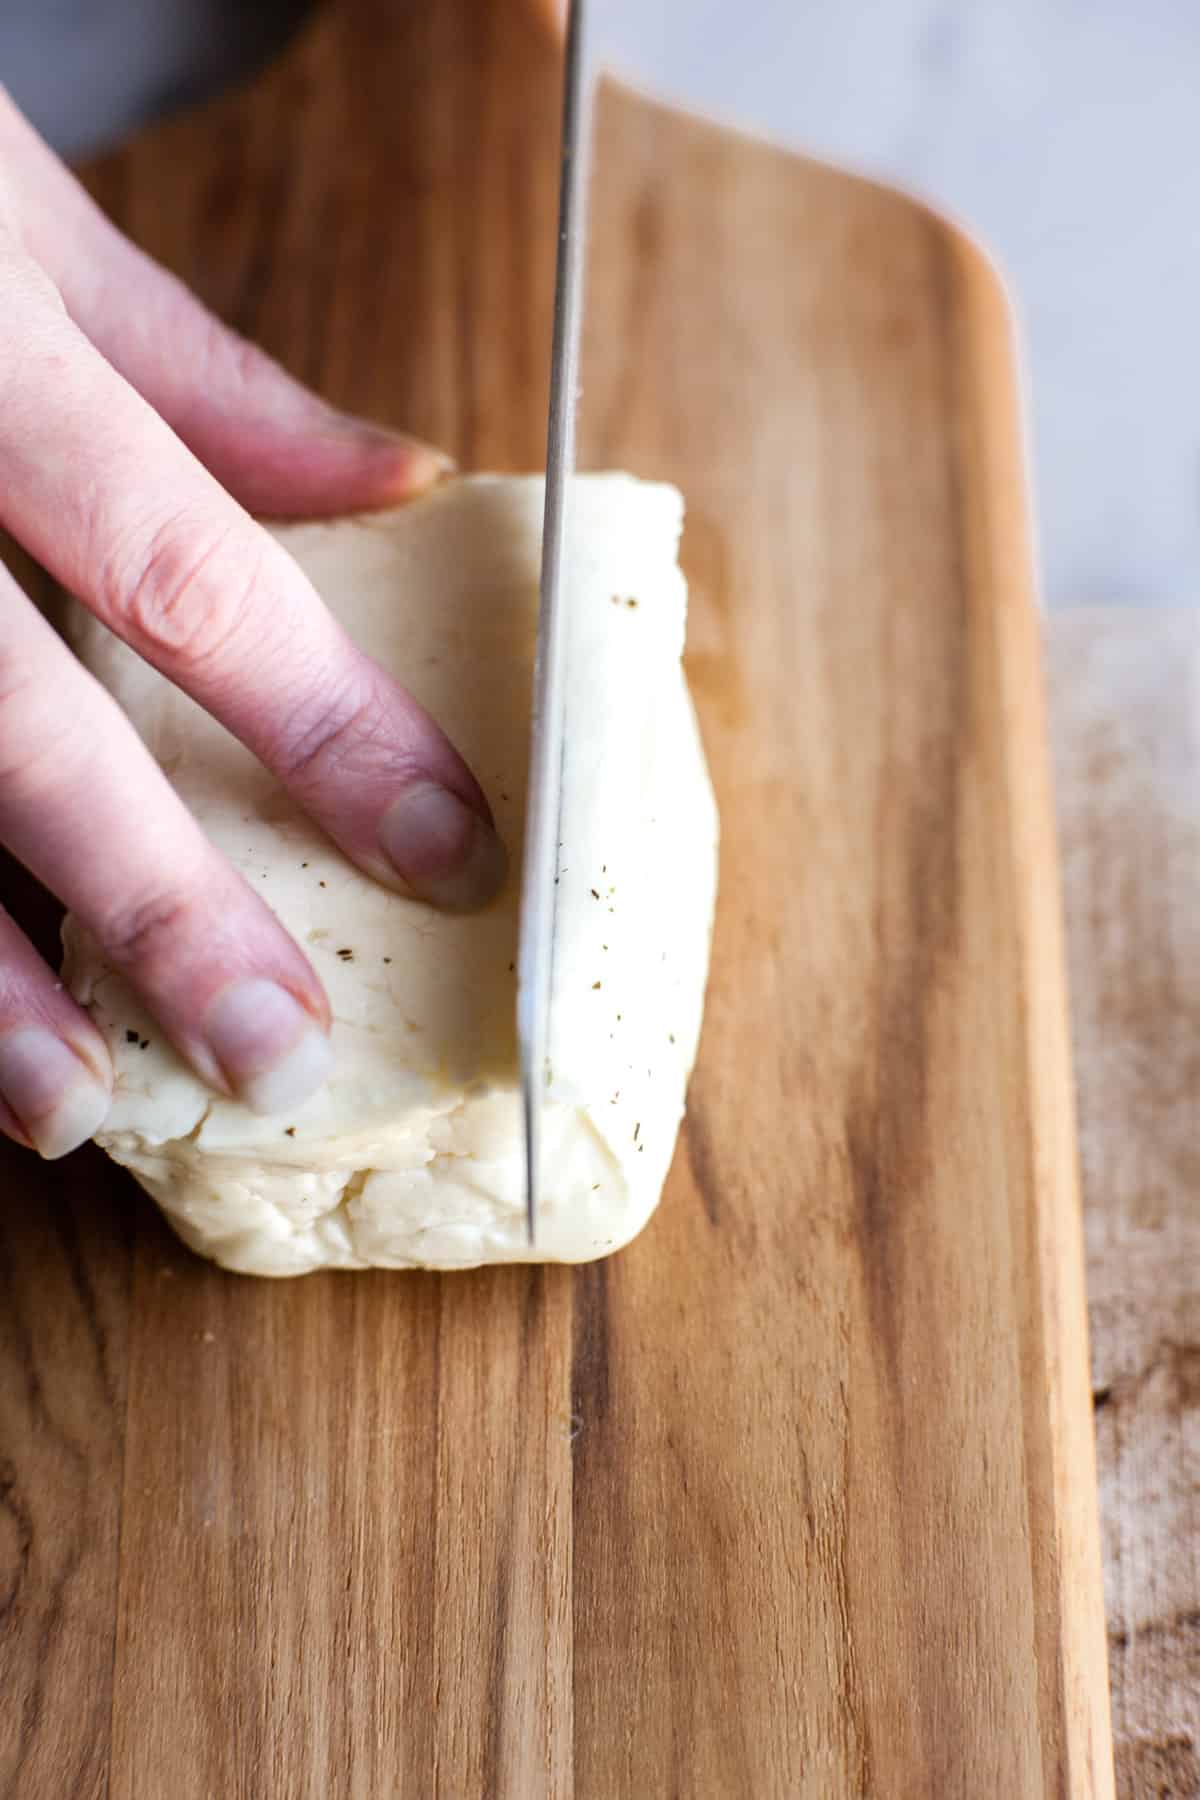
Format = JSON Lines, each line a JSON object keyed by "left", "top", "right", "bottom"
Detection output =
{"left": 61, "top": 475, "right": 718, "bottom": 1275}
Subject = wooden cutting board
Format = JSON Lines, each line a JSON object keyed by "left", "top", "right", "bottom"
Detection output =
{"left": 0, "top": 1, "right": 1114, "bottom": 1792}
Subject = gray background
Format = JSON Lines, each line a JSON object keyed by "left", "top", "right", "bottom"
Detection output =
{"left": 5, "top": 0, "right": 1198, "bottom": 611}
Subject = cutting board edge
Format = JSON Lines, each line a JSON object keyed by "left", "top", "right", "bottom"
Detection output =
{"left": 945, "top": 220, "right": 1116, "bottom": 1797}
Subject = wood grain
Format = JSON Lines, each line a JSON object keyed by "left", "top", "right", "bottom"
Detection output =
{"left": 1048, "top": 611, "right": 1200, "bottom": 1800}
{"left": 0, "top": 0, "right": 1112, "bottom": 1792}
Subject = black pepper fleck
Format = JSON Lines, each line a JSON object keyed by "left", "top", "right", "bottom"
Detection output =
{"left": 125, "top": 1029, "right": 139, "bottom": 1045}
{"left": 285, "top": 1126, "right": 296, "bottom": 1137}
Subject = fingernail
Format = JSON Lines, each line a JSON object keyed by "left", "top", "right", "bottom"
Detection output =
{"left": 391, "top": 436, "right": 457, "bottom": 486}
{"left": 326, "top": 415, "right": 456, "bottom": 487}
{"left": 0, "top": 1026, "right": 112, "bottom": 1159}
{"left": 205, "top": 980, "right": 333, "bottom": 1116}
{"left": 379, "top": 782, "right": 508, "bottom": 912}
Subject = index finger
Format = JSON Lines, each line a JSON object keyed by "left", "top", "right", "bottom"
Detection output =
{"left": 0, "top": 244, "right": 507, "bottom": 914}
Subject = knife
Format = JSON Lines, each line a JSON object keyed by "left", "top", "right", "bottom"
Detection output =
{"left": 517, "top": 0, "right": 592, "bottom": 1246}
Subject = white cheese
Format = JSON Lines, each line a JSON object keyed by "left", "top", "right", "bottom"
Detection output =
{"left": 61, "top": 475, "right": 718, "bottom": 1275}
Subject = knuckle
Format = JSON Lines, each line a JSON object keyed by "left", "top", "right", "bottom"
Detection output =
{"left": 99, "top": 886, "right": 199, "bottom": 974}
{"left": 0, "top": 237, "right": 65, "bottom": 331}
{"left": 0, "top": 658, "right": 87, "bottom": 788}
{"left": 201, "top": 315, "right": 281, "bottom": 402}
{"left": 276, "top": 672, "right": 405, "bottom": 789}
{"left": 0, "top": 648, "right": 40, "bottom": 721}
{"left": 103, "top": 514, "right": 266, "bottom": 669}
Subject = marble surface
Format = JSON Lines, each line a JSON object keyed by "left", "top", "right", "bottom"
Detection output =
{"left": 5, "top": 0, "right": 1198, "bottom": 609}
{"left": 1048, "top": 608, "right": 1199, "bottom": 1786}
{"left": 597, "top": 0, "right": 1200, "bottom": 612}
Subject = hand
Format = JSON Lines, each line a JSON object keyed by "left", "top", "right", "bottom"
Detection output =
{"left": 0, "top": 90, "right": 506, "bottom": 1158}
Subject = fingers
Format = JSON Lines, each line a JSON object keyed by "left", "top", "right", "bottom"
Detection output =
{"left": 0, "top": 906, "right": 112, "bottom": 1157}
{"left": 0, "top": 565, "right": 333, "bottom": 1115}
{"left": 0, "top": 245, "right": 506, "bottom": 913}
{"left": 0, "top": 89, "right": 450, "bottom": 518}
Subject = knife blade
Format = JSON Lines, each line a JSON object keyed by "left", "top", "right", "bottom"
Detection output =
{"left": 517, "top": 0, "right": 592, "bottom": 1246}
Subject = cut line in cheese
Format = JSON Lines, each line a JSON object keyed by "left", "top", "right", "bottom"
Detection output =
{"left": 61, "top": 475, "right": 719, "bottom": 1275}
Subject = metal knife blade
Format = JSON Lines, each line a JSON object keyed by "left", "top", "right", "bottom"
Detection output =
{"left": 517, "top": 0, "right": 592, "bottom": 1246}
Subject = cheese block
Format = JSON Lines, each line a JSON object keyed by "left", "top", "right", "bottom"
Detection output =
{"left": 61, "top": 475, "right": 719, "bottom": 1275}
